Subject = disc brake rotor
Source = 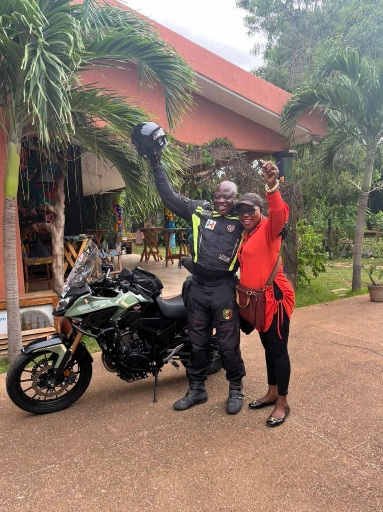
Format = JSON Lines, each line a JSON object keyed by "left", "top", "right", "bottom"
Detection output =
{"left": 30, "top": 356, "right": 78, "bottom": 398}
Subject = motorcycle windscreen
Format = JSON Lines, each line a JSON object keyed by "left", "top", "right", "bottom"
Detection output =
{"left": 62, "top": 239, "right": 99, "bottom": 297}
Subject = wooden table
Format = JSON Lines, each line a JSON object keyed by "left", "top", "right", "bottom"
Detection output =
{"left": 140, "top": 228, "right": 190, "bottom": 266}
{"left": 64, "top": 237, "right": 90, "bottom": 273}
{"left": 163, "top": 228, "right": 190, "bottom": 267}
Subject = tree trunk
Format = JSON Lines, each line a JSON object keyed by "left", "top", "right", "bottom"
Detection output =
{"left": 352, "top": 141, "right": 377, "bottom": 291}
{"left": 51, "top": 173, "right": 66, "bottom": 295}
{"left": 4, "top": 141, "right": 22, "bottom": 364}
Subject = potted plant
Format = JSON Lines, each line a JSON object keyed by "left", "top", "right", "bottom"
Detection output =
{"left": 367, "top": 264, "right": 383, "bottom": 302}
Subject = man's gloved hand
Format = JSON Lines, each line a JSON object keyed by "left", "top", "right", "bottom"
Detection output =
{"left": 131, "top": 122, "right": 167, "bottom": 168}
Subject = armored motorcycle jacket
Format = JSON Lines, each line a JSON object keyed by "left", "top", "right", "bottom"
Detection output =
{"left": 153, "top": 163, "right": 243, "bottom": 277}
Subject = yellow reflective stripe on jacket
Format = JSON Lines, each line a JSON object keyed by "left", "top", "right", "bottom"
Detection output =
{"left": 211, "top": 212, "right": 239, "bottom": 220}
{"left": 228, "top": 232, "right": 245, "bottom": 271}
{"left": 192, "top": 213, "right": 201, "bottom": 263}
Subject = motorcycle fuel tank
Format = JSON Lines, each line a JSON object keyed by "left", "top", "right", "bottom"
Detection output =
{"left": 65, "top": 291, "right": 150, "bottom": 318}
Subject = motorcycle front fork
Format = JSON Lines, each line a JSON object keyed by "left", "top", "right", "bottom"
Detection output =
{"left": 54, "top": 331, "right": 83, "bottom": 375}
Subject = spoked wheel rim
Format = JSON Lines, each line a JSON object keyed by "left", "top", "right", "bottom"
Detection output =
{"left": 19, "top": 351, "right": 81, "bottom": 403}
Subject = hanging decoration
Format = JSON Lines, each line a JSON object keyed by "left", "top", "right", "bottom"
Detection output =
{"left": 113, "top": 203, "right": 123, "bottom": 235}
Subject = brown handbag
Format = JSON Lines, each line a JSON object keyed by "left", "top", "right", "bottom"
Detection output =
{"left": 236, "top": 255, "right": 281, "bottom": 330}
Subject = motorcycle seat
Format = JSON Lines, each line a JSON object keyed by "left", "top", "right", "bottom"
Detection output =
{"left": 156, "top": 295, "right": 187, "bottom": 320}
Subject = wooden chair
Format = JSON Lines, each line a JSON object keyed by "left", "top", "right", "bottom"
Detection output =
{"left": 140, "top": 228, "right": 163, "bottom": 263}
{"left": 22, "top": 242, "right": 53, "bottom": 292}
{"left": 164, "top": 228, "right": 190, "bottom": 267}
{"left": 121, "top": 232, "right": 136, "bottom": 254}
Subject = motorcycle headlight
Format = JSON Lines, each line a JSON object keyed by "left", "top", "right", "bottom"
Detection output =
{"left": 59, "top": 297, "right": 71, "bottom": 308}
{"left": 53, "top": 297, "right": 71, "bottom": 316}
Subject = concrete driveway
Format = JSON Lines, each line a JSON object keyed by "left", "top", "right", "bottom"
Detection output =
{"left": 0, "top": 256, "right": 382, "bottom": 512}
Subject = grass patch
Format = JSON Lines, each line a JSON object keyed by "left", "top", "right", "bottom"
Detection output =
{"left": 0, "top": 357, "right": 9, "bottom": 374}
{"left": 296, "top": 258, "right": 381, "bottom": 307}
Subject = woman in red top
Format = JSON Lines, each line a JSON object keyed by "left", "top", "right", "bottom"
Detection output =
{"left": 237, "top": 161, "right": 295, "bottom": 427}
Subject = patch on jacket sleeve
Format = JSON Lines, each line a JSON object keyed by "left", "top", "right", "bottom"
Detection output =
{"left": 226, "top": 224, "right": 236, "bottom": 232}
{"left": 222, "top": 308, "right": 233, "bottom": 320}
{"left": 205, "top": 219, "right": 217, "bottom": 230}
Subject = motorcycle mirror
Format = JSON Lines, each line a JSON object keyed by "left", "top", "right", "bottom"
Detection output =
{"left": 101, "top": 263, "right": 114, "bottom": 277}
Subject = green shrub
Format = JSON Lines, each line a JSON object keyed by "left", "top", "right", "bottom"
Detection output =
{"left": 368, "top": 210, "right": 383, "bottom": 231}
{"left": 297, "top": 220, "right": 327, "bottom": 286}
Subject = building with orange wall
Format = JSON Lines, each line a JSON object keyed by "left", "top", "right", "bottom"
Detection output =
{"left": 0, "top": 1, "right": 325, "bottom": 303}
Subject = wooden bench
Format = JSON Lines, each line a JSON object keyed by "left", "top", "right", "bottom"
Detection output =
{"left": 0, "top": 291, "right": 59, "bottom": 357}
{"left": 0, "top": 326, "right": 57, "bottom": 356}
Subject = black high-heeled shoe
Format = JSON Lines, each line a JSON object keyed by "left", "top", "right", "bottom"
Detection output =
{"left": 266, "top": 406, "right": 290, "bottom": 427}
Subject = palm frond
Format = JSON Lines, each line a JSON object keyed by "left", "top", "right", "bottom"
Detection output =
{"left": 83, "top": 27, "right": 196, "bottom": 128}
{"left": 318, "top": 128, "right": 357, "bottom": 169}
{"left": 20, "top": 0, "right": 83, "bottom": 144}
{"left": 0, "top": 0, "right": 44, "bottom": 25}
{"left": 321, "top": 74, "right": 367, "bottom": 127}
{"left": 317, "top": 47, "right": 382, "bottom": 123}
{"left": 70, "top": 85, "right": 148, "bottom": 138}
{"left": 283, "top": 48, "right": 383, "bottom": 143}
{"left": 318, "top": 47, "right": 377, "bottom": 88}
{"left": 281, "top": 85, "right": 323, "bottom": 135}
{"left": 72, "top": 118, "right": 187, "bottom": 222}
{"left": 0, "top": 1, "right": 45, "bottom": 111}
{"left": 71, "top": 2, "right": 153, "bottom": 40}
{"left": 72, "top": 119, "right": 143, "bottom": 192}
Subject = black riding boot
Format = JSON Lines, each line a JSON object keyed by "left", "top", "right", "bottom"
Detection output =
{"left": 173, "top": 382, "right": 208, "bottom": 411}
{"left": 226, "top": 380, "right": 244, "bottom": 415}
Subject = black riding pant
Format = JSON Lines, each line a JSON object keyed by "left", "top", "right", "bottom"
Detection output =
{"left": 259, "top": 307, "right": 291, "bottom": 396}
{"left": 186, "top": 277, "right": 245, "bottom": 383}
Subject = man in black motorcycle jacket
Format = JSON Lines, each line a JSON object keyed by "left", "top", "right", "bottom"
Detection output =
{"left": 131, "top": 123, "right": 245, "bottom": 414}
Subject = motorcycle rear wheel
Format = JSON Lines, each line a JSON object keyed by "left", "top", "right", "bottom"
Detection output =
{"left": 6, "top": 348, "right": 92, "bottom": 414}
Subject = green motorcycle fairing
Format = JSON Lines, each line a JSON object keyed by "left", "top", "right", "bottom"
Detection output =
{"left": 65, "top": 290, "right": 151, "bottom": 319}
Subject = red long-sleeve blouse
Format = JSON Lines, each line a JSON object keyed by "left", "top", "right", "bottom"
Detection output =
{"left": 238, "top": 190, "right": 295, "bottom": 333}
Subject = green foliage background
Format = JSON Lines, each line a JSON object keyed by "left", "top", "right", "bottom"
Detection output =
{"left": 237, "top": 0, "right": 383, "bottom": 289}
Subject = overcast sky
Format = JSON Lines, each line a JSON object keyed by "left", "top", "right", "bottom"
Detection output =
{"left": 120, "top": 0, "right": 264, "bottom": 71}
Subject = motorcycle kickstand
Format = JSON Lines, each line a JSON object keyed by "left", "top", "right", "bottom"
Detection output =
{"left": 152, "top": 364, "right": 159, "bottom": 403}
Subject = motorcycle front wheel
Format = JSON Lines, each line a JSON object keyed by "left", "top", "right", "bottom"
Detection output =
{"left": 6, "top": 348, "right": 92, "bottom": 414}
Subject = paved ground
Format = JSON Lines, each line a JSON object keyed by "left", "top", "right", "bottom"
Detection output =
{"left": 0, "top": 255, "right": 382, "bottom": 512}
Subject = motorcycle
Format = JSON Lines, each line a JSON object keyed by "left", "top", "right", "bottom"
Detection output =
{"left": 6, "top": 241, "right": 221, "bottom": 414}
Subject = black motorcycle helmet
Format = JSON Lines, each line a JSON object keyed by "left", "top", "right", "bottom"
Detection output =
{"left": 131, "top": 122, "right": 167, "bottom": 159}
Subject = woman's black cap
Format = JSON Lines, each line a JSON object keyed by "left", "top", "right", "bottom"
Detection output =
{"left": 236, "top": 192, "right": 264, "bottom": 209}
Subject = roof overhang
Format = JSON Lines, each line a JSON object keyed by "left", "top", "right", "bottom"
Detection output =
{"left": 196, "top": 74, "right": 314, "bottom": 145}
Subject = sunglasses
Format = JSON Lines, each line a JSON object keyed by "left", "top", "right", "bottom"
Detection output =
{"left": 238, "top": 205, "right": 259, "bottom": 216}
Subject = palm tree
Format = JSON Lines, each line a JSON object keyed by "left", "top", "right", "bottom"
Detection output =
{"left": 0, "top": 0, "right": 195, "bottom": 363}
{"left": 281, "top": 48, "right": 383, "bottom": 291}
